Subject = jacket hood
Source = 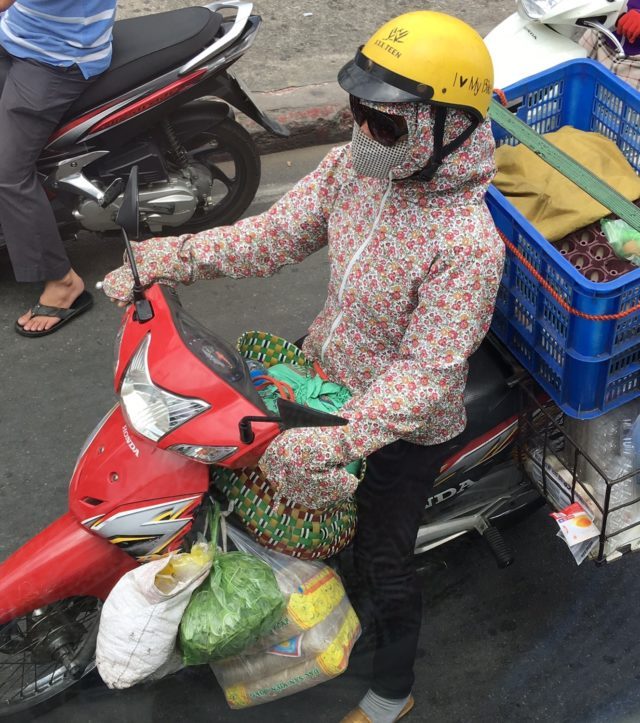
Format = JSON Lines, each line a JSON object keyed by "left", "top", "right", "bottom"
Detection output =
{"left": 353, "top": 100, "right": 496, "bottom": 198}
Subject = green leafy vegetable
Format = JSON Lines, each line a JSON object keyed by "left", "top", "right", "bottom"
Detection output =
{"left": 179, "top": 551, "right": 285, "bottom": 665}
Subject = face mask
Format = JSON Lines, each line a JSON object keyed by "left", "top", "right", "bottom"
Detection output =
{"left": 350, "top": 122, "right": 410, "bottom": 179}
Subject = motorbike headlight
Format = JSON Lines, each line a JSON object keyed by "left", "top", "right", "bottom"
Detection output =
{"left": 168, "top": 444, "right": 237, "bottom": 464}
{"left": 121, "top": 334, "right": 210, "bottom": 442}
{"left": 519, "top": 0, "right": 562, "bottom": 20}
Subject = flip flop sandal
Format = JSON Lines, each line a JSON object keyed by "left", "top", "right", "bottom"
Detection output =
{"left": 15, "top": 290, "right": 94, "bottom": 338}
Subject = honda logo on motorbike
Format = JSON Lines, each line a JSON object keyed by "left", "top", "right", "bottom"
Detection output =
{"left": 122, "top": 425, "right": 140, "bottom": 457}
{"left": 425, "top": 479, "right": 474, "bottom": 509}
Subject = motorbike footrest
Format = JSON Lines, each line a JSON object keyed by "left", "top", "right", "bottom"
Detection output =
{"left": 482, "top": 526, "right": 514, "bottom": 568}
{"left": 101, "top": 177, "right": 126, "bottom": 208}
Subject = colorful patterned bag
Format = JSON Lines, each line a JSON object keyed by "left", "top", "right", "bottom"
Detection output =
{"left": 211, "top": 331, "right": 358, "bottom": 560}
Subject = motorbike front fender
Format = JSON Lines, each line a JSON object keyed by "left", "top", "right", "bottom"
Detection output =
{"left": 202, "top": 71, "right": 289, "bottom": 137}
{"left": 485, "top": 12, "right": 587, "bottom": 89}
{"left": 0, "top": 512, "right": 136, "bottom": 625}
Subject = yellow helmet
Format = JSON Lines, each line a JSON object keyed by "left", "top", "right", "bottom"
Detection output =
{"left": 338, "top": 11, "right": 494, "bottom": 121}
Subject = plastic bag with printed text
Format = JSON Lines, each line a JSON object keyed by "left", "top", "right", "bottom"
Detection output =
{"left": 210, "top": 525, "right": 361, "bottom": 707}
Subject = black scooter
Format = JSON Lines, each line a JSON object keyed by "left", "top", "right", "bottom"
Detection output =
{"left": 0, "top": 1, "right": 288, "bottom": 246}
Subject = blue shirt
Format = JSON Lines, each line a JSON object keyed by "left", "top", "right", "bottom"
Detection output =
{"left": 0, "top": 1, "right": 117, "bottom": 78}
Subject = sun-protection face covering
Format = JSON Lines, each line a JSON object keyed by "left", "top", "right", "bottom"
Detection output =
{"left": 350, "top": 122, "right": 410, "bottom": 179}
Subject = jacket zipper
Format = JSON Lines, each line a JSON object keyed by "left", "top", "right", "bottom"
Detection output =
{"left": 321, "top": 177, "right": 393, "bottom": 362}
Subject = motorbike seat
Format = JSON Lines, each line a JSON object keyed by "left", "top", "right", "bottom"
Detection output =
{"left": 464, "top": 339, "right": 513, "bottom": 416}
{"left": 455, "top": 337, "right": 519, "bottom": 448}
{"left": 63, "top": 7, "right": 224, "bottom": 119}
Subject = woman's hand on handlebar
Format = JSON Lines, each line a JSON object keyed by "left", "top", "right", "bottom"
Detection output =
{"left": 258, "top": 427, "right": 361, "bottom": 509}
{"left": 100, "top": 236, "right": 192, "bottom": 304}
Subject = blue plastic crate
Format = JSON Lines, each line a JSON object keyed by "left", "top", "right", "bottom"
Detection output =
{"left": 487, "top": 59, "right": 640, "bottom": 419}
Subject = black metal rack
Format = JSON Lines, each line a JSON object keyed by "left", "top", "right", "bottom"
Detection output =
{"left": 517, "top": 380, "right": 640, "bottom": 564}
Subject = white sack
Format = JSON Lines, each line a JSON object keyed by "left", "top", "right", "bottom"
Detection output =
{"left": 96, "top": 554, "right": 210, "bottom": 689}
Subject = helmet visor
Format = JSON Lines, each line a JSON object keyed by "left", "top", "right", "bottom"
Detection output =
{"left": 339, "top": 50, "right": 432, "bottom": 104}
{"left": 349, "top": 96, "right": 408, "bottom": 147}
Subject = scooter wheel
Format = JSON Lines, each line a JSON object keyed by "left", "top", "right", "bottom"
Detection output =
{"left": 0, "top": 596, "right": 100, "bottom": 717}
{"left": 163, "top": 111, "right": 261, "bottom": 232}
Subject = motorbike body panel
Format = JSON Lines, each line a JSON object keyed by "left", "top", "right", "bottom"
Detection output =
{"left": 114, "top": 285, "right": 281, "bottom": 468}
{"left": 206, "top": 71, "right": 289, "bottom": 137}
{"left": 434, "top": 337, "right": 520, "bottom": 487}
{"left": 0, "top": 512, "right": 136, "bottom": 625}
{"left": 426, "top": 418, "right": 520, "bottom": 517}
{"left": 412, "top": 337, "right": 540, "bottom": 550}
{"left": 516, "top": 0, "right": 624, "bottom": 28}
{"left": 69, "top": 403, "right": 208, "bottom": 560}
{"left": 485, "top": 13, "right": 587, "bottom": 89}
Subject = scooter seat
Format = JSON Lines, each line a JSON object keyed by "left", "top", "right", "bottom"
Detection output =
{"left": 464, "top": 340, "right": 512, "bottom": 413}
{"left": 63, "top": 7, "right": 223, "bottom": 119}
{"left": 458, "top": 337, "right": 519, "bottom": 446}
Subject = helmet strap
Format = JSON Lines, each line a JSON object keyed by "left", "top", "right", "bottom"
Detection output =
{"left": 415, "top": 107, "right": 480, "bottom": 181}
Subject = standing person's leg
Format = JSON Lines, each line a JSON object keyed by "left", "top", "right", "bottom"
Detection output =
{"left": 344, "top": 438, "right": 450, "bottom": 722}
{"left": 0, "top": 52, "right": 93, "bottom": 334}
{"left": 0, "top": 46, "right": 9, "bottom": 87}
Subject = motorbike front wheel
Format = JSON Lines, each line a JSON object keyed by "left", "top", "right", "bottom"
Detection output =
{"left": 167, "top": 109, "right": 262, "bottom": 232}
{"left": 0, "top": 596, "right": 100, "bottom": 717}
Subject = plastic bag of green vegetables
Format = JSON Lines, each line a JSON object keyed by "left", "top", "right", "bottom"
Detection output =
{"left": 179, "top": 505, "right": 285, "bottom": 665}
{"left": 601, "top": 218, "right": 640, "bottom": 266}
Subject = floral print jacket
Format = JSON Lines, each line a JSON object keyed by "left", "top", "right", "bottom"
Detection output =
{"left": 103, "top": 102, "right": 504, "bottom": 508}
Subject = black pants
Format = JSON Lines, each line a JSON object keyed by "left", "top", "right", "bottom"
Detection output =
{"left": 353, "top": 438, "right": 450, "bottom": 699}
{"left": 0, "top": 48, "right": 93, "bottom": 282}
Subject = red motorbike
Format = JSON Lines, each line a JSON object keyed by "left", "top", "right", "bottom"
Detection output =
{"left": 0, "top": 171, "right": 540, "bottom": 715}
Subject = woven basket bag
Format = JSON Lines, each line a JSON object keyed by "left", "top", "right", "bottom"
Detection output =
{"left": 211, "top": 331, "right": 358, "bottom": 560}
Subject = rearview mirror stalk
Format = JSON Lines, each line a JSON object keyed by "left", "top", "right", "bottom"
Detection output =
{"left": 116, "top": 166, "right": 154, "bottom": 322}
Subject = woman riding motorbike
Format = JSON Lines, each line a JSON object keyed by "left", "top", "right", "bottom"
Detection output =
{"left": 102, "top": 11, "right": 504, "bottom": 722}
